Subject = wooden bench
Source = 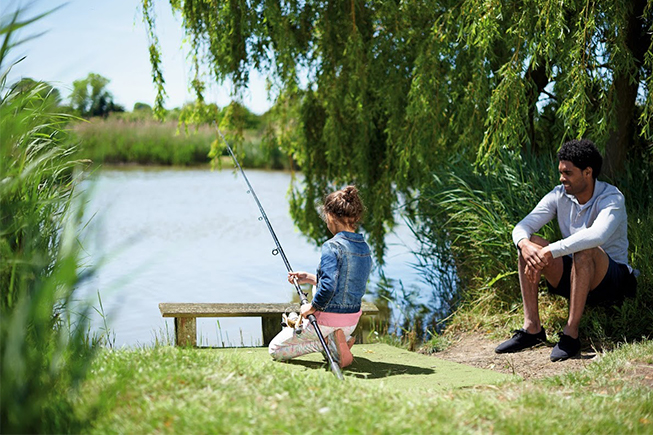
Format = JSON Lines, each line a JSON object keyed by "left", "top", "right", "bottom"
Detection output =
{"left": 159, "top": 302, "right": 380, "bottom": 347}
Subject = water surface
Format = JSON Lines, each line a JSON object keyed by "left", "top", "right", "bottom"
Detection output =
{"left": 78, "top": 167, "right": 424, "bottom": 347}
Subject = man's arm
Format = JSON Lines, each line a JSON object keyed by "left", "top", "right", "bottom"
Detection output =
{"left": 512, "top": 188, "right": 559, "bottom": 248}
{"left": 518, "top": 238, "right": 554, "bottom": 283}
{"left": 547, "top": 196, "right": 626, "bottom": 258}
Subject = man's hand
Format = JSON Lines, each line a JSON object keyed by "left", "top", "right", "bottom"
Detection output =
{"left": 519, "top": 239, "right": 553, "bottom": 284}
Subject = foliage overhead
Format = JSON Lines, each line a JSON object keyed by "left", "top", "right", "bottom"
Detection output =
{"left": 143, "top": 0, "right": 652, "bottom": 261}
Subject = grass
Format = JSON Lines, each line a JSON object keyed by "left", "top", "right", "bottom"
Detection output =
{"left": 76, "top": 340, "right": 652, "bottom": 434}
{"left": 72, "top": 117, "right": 215, "bottom": 166}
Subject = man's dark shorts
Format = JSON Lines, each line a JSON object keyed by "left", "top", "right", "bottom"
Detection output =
{"left": 547, "top": 254, "right": 637, "bottom": 306}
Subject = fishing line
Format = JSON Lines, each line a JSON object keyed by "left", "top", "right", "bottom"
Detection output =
{"left": 215, "top": 126, "right": 344, "bottom": 381}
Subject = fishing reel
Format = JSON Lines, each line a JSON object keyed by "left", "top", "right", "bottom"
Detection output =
{"left": 281, "top": 312, "right": 303, "bottom": 334}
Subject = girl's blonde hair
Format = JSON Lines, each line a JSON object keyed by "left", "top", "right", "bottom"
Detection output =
{"left": 323, "top": 185, "right": 365, "bottom": 227}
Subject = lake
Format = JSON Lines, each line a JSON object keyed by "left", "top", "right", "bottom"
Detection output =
{"left": 78, "top": 167, "right": 426, "bottom": 347}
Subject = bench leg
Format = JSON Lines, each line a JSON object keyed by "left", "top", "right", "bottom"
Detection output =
{"left": 354, "top": 315, "right": 377, "bottom": 344}
{"left": 262, "top": 315, "right": 281, "bottom": 347}
{"left": 175, "top": 317, "right": 197, "bottom": 347}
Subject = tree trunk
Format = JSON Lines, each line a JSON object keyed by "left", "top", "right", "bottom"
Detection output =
{"left": 525, "top": 62, "right": 549, "bottom": 154}
{"left": 604, "top": 0, "right": 648, "bottom": 178}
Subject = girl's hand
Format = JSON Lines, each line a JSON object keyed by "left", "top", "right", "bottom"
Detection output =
{"left": 288, "top": 271, "right": 317, "bottom": 286}
{"left": 300, "top": 303, "right": 316, "bottom": 318}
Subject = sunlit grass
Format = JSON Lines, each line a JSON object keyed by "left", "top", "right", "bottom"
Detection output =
{"left": 73, "top": 117, "right": 215, "bottom": 166}
{"left": 77, "top": 340, "right": 653, "bottom": 434}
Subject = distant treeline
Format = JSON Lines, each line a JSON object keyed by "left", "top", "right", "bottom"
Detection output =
{"left": 10, "top": 73, "right": 291, "bottom": 170}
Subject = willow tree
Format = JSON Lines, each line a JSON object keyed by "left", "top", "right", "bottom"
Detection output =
{"left": 143, "top": 0, "right": 652, "bottom": 261}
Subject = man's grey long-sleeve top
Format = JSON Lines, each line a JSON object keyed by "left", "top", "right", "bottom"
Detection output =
{"left": 512, "top": 180, "right": 630, "bottom": 269}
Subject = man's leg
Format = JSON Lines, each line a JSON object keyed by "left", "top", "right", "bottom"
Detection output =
{"left": 496, "top": 236, "right": 563, "bottom": 353}
{"left": 520, "top": 235, "right": 564, "bottom": 333}
{"left": 565, "top": 248, "right": 610, "bottom": 339}
{"left": 549, "top": 247, "right": 609, "bottom": 361}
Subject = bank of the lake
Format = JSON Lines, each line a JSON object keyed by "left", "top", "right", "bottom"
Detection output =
{"left": 77, "top": 339, "right": 653, "bottom": 434}
{"left": 73, "top": 117, "right": 291, "bottom": 170}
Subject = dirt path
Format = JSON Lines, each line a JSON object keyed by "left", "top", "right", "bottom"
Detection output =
{"left": 432, "top": 332, "right": 599, "bottom": 380}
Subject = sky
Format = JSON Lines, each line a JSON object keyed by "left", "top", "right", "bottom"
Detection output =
{"left": 4, "top": 0, "right": 273, "bottom": 114}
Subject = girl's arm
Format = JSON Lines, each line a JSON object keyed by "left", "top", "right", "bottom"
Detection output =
{"left": 287, "top": 271, "right": 317, "bottom": 286}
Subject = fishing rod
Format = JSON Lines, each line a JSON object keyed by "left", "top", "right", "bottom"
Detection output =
{"left": 215, "top": 126, "right": 344, "bottom": 381}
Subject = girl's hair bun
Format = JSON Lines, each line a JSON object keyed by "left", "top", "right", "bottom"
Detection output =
{"left": 342, "top": 185, "right": 358, "bottom": 201}
{"left": 323, "top": 185, "right": 365, "bottom": 227}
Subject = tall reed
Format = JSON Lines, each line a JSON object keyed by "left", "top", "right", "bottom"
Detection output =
{"left": 1, "top": 7, "right": 100, "bottom": 432}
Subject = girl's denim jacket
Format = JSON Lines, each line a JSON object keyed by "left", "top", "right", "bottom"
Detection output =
{"left": 313, "top": 231, "right": 373, "bottom": 314}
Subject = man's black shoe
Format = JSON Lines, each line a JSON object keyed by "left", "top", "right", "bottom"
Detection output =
{"left": 550, "top": 333, "right": 581, "bottom": 362}
{"left": 495, "top": 328, "right": 547, "bottom": 354}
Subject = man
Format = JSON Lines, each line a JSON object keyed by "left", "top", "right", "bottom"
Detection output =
{"left": 495, "top": 139, "right": 637, "bottom": 361}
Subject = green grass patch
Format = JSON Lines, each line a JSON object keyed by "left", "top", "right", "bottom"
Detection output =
{"left": 77, "top": 341, "right": 652, "bottom": 434}
{"left": 73, "top": 117, "right": 215, "bottom": 166}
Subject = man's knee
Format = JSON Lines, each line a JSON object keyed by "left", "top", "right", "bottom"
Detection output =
{"left": 572, "top": 248, "right": 603, "bottom": 266}
{"left": 529, "top": 235, "right": 550, "bottom": 247}
{"left": 517, "top": 235, "right": 550, "bottom": 263}
{"left": 571, "top": 248, "right": 610, "bottom": 289}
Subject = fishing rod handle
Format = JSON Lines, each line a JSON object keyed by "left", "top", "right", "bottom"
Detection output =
{"left": 291, "top": 276, "right": 309, "bottom": 334}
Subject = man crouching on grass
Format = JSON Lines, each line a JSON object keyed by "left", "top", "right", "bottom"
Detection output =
{"left": 495, "top": 139, "right": 637, "bottom": 361}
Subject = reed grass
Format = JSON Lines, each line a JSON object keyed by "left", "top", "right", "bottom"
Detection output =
{"left": 0, "top": 8, "right": 102, "bottom": 432}
{"left": 73, "top": 117, "right": 215, "bottom": 166}
{"left": 72, "top": 116, "right": 292, "bottom": 170}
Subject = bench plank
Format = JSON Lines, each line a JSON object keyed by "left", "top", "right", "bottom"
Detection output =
{"left": 159, "top": 302, "right": 380, "bottom": 347}
{"left": 159, "top": 302, "right": 380, "bottom": 317}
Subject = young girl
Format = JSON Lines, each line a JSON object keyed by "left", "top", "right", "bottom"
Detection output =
{"left": 268, "top": 186, "right": 373, "bottom": 368}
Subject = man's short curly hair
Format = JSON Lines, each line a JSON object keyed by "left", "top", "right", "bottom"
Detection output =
{"left": 557, "top": 139, "right": 602, "bottom": 179}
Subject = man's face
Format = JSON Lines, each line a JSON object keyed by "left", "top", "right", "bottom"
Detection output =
{"left": 558, "top": 160, "right": 592, "bottom": 197}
